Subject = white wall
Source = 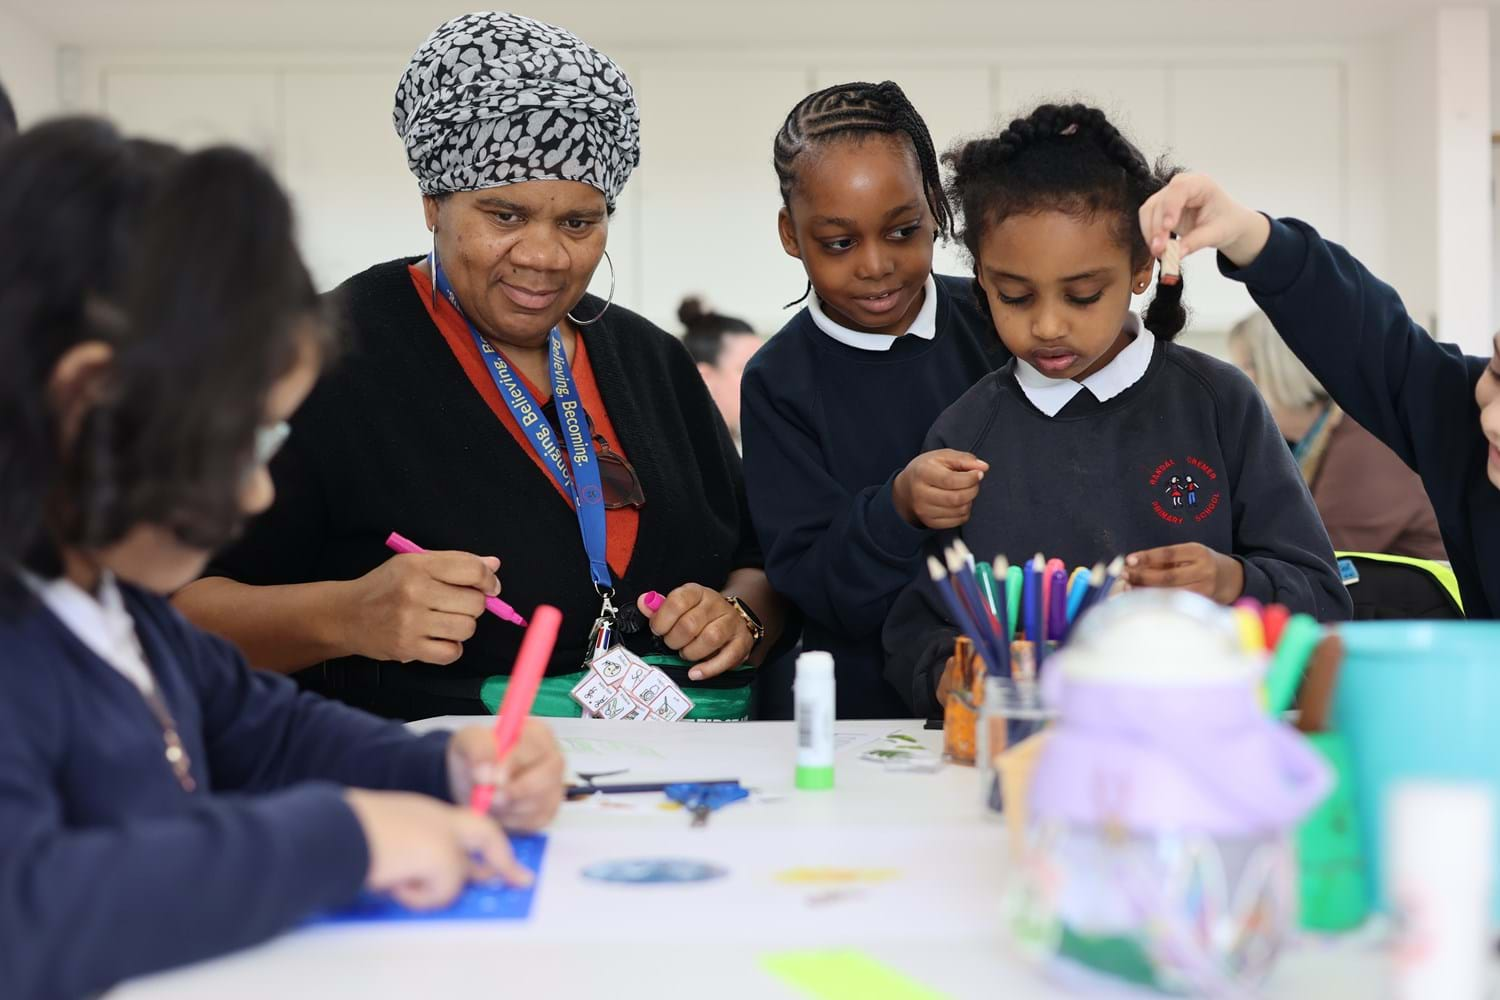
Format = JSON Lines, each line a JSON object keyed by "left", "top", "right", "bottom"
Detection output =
{"left": 68, "top": 40, "right": 1391, "bottom": 351}
{"left": 1392, "top": 15, "right": 1441, "bottom": 333}
{"left": 1435, "top": 8, "right": 1493, "bottom": 353}
{"left": 0, "top": 8, "right": 59, "bottom": 125}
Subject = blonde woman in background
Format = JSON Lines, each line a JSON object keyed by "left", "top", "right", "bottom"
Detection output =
{"left": 1229, "top": 311, "right": 1446, "bottom": 560}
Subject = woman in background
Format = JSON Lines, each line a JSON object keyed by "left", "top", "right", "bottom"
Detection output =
{"left": 679, "top": 297, "right": 763, "bottom": 452}
{"left": 1229, "top": 310, "right": 1446, "bottom": 561}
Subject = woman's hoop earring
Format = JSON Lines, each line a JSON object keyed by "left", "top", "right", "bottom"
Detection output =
{"left": 568, "top": 250, "right": 615, "bottom": 327}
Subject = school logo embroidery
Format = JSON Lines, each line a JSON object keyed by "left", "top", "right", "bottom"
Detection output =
{"left": 1148, "top": 457, "right": 1222, "bottom": 525}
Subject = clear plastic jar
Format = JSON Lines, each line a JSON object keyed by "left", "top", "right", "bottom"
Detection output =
{"left": 1008, "top": 821, "right": 1298, "bottom": 996}
{"left": 1006, "top": 591, "right": 1328, "bottom": 997}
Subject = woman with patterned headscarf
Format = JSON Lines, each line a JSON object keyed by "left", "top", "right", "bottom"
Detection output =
{"left": 177, "top": 12, "right": 783, "bottom": 721}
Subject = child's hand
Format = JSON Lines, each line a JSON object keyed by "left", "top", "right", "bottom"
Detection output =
{"left": 1123, "top": 543, "right": 1245, "bottom": 605}
{"left": 343, "top": 789, "right": 532, "bottom": 910}
{"left": 893, "top": 449, "right": 989, "bottom": 529}
{"left": 1138, "top": 173, "right": 1271, "bottom": 270}
{"left": 447, "top": 721, "right": 565, "bottom": 833}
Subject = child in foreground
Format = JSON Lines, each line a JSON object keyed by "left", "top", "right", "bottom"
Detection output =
{"left": 0, "top": 119, "right": 564, "bottom": 999}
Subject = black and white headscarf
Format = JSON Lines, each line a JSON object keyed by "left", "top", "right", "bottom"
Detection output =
{"left": 394, "top": 12, "right": 641, "bottom": 209}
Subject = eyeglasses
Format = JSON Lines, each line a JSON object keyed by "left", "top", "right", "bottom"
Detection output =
{"left": 255, "top": 421, "right": 291, "bottom": 466}
{"left": 241, "top": 421, "right": 291, "bottom": 486}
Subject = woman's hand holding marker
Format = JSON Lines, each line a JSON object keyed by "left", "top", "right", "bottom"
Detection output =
{"left": 1138, "top": 173, "right": 1272, "bottom": 270}
{"left": 893, "top": 449, "right": 989, "bottom": 530}
{"left": 446, "top": 720, "right": 565, "bottom": 833}
{"left": 343, "top": 789, "right": 532, "bottom": 911}
{"left": 639, "top": 585, "right": 753, "bottom": 681}
{"left": 341, "top": 550, "right": 503, "bottom": 665}
{"left": 1124, "top": 542, "right": 1246, "bottom": 606}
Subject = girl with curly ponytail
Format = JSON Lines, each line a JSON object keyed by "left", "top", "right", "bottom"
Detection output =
{"left": 882, "top": 104, "right": 1350, "bottom": 716}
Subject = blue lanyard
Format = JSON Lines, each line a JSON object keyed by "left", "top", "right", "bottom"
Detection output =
{"left": 1292, "top": 404, "right": 1334, "bottom": 463}
{"left": 430, "top": 254, "right": 612, "bottom": 592}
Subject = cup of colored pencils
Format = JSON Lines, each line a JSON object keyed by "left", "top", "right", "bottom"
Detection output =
{"left": 928, "top": 543, "right": 1125, "bottom": 684}
{"left": 929, "top": 544, "right": 1124, "bottom": 807}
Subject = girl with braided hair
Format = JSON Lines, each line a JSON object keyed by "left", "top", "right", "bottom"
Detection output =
{"left": 741, "top": 81, "right": 1009, "bottom": 718}
{"left": 883, "top": 103, "right": 1348, "bottom": 717}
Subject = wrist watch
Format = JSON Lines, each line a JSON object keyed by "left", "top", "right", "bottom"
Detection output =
{"left": 723, "top": 595, "right": 766, "bottom": 648}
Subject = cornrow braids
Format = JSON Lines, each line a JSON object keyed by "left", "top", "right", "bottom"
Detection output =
{"left": 773, "top": 80, "right": 954, "bottom": 239}
{"left": 944, "top": 102, "right": 1187, "bottom": 340}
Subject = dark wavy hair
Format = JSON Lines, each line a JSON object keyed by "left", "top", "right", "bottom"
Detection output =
{"left": 0, "top": 117, "right": 333, "bottom": 599}
{"left": 944, "top": 102, "right": 1187, "bottom": 339}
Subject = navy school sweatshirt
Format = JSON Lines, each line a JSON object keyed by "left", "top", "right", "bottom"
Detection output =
{"left": 1224, "top": 217, "right": 1500, "bottom": 618}
{"left": 740, "top": 275, "right": 1009, "bottom": 718}
{"left": 0, "top": 583, "right": 452, "bottom": 999}
{"left": 882, "top": 340, "right": 1351, "bottom": 717}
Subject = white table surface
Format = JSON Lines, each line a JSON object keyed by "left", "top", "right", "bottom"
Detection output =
{"left": 112, "top": 718, "right": 1406, "bottom": 999}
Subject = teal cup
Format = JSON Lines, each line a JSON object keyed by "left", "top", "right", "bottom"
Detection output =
{"left": 1332, "top": 621, "right": 1500, "bottom": 921}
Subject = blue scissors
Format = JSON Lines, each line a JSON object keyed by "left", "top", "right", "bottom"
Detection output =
{"left": 664, "top": 782, "right": 749, "bottom": 826}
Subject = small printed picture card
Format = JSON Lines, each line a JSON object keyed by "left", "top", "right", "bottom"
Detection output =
{"left": 622, "top": 660, "right": 651, "bottom": 693}
{"left": 570, "top": 671, "right": 614, "bottom": 715}
{"left": 572, "top": 645, "right": 699, "bottom": 722}
{"left": 590, "top": 646, "right": 638, "bottom": 685}
{"left": 649, "top": 686, "right": 694, "bottom": 722}
{"left": 634, "top": 671, "right": 669, "bottom": 707}
{"left": 598, "top": 690, "right": 638, "bottom": 721}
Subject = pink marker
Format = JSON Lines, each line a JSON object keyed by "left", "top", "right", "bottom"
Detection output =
{"left": 471, "top": 605, "right": 561, "bottom": 814}
{"left": 384, "top": 531, "right": 528, "bottom": 627}
{"left": 642, "top": 590, "right": 666, "bottom": 614}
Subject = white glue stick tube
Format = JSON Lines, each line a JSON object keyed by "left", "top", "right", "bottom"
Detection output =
{"left": 794, "top": 651, "right": 835, "bottom": 790}
{"left": 1388, "top": 781, "right": 1495, "bottom": 1000}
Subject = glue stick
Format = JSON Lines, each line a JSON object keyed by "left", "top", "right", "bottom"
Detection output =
{"left": 1389, "top": 782, "right": 1495, "bottom": 1000}
{"left": 794, "top": 651, "right": 835, "bottom": 790}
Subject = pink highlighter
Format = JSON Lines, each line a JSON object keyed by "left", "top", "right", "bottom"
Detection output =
{"left": 384, "top": 531, "right": 528, "bottom": 627}
{"left": 472, "top": 604, "right": 562, "bottom": 814}
{"left": 642, "top": 591, "right": 666, "bottom": 614}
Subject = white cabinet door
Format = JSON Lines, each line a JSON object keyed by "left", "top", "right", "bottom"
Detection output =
{"left": 102, "top": 70, "right": 278, "bottom": 163}
{"left": 1168, "top": 63, "right": 1343, "bottom": 332}
{"left": 282, "top": 68, "right": 430, "bottom": 290}
{"left": 813, "top": 66, "right": 993, "bottom": 279}
{"left": 632, "top": 66, "right": 813, "bottom": 334}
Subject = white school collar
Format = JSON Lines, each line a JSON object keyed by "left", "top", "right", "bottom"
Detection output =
{"left": 22, "top": 568, "right": 155, "bottom": 695}
{"left": 1013, "top": 313, "right": 1154, "bottom": 418}
{"left": 808, "top": 274, "right": 939, "bottom": 352}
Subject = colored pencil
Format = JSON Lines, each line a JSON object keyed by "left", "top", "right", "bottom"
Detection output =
{"left": 991, "top": 556, "right": 1012, "bottom": 676}
{"left": 945, "top": 547, "right": 1004, "bottom": 669}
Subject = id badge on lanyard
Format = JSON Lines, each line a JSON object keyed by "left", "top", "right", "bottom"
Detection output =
{"left": 431, "top": 253, "right": 616, "bottom": 664}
